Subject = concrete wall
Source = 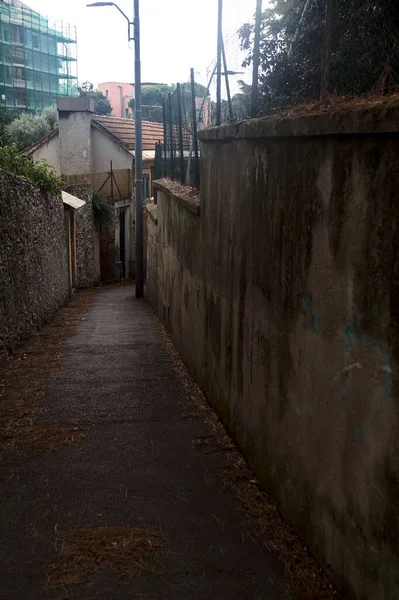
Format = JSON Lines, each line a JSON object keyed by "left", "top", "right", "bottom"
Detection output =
{"left": 66, "top": 184, "right": 100, "bottom": 288}
{"left": 92, "top": 127, "right": 133, "bottom": 174}
{"left": 58, "top": 98, "right": 94, "bottom": 178}
{"left": 31, "top": 131, "right": 61, "bottom": 175}
{"left": 146, "top": 97, "right": 399, "bottom": 600}
{"left": 0, "top": 170, "right": 69, "bottom": 358}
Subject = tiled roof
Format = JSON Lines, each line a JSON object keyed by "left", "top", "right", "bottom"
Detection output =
{"left": 93, "top": 116, "right": 163, "bottom": 151}
{"left": 24, "top": 128, "right": 59, "bottom": 155}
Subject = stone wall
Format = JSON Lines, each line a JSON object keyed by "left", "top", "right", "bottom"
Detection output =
{"left": 146, "top": 97, "right": 399, "bottom": 600}
{"left": 0, "top": 170, "right": 69, "bottom": 358}
{"left": 66, "top": 184, "right": 99, "bottom": 288}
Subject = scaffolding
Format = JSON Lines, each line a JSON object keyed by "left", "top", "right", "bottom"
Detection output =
{"left": 0, "top": 0, "right": 78, "bottom": 114}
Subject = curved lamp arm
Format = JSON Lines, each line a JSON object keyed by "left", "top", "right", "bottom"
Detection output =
{"left": 87, "top": 2, "right": 134, "bottom": 40}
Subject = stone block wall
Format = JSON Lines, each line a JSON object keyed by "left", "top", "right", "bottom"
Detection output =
{"left": 0, "top": 170, "right": 69, "bottom": 358}
{"left": 146, "top": 97, "right": 399, "bottom": 600}
{"left": 66, "top": 184, "right": 99, "bottom": 288}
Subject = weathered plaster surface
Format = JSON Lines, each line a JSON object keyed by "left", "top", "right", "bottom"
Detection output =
{"left": 59, "top": 111, "right": 93, "bottom": 178}
{"left": 31, "top": 131, "right": 61, "bottom": 175}
{"left": 92, "top": 126, "right": 133, "bottom": 173}
{"left": 146, "top": 98, "right": 399, "bottom": 600}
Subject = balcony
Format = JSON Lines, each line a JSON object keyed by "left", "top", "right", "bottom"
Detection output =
{"left": 12, "top": 78, "right": 26, "bottom": 87}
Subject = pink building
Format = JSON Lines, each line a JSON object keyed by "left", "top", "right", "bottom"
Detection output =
{"left": 98, "top": 82, "right": 160, "bottom": 118}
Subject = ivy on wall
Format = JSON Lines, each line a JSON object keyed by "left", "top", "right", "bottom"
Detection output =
{"left": 0, "top": 146, "right": 63, "bottom": 196}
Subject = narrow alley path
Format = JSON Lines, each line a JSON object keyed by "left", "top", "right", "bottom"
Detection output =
{"left": 0, "top": 285, "right": 335, "bottom": 600}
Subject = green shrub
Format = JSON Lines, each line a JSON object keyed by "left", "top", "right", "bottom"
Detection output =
{"left": 0, "top": 146, "right": 64, "bottom": 196}
{"left": 92, "top": 192, "right": 116, "bottom": 230}
{"left": 6, "top": 106, "right": 59, "bottom": 151}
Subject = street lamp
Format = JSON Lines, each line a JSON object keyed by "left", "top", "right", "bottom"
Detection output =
{"left": 87, "top": 1, "right": 144, "bottom": 299}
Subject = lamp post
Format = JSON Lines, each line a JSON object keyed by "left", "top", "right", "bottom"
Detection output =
{"left": 87, "top": 1, "right": 144, "bottom": 299}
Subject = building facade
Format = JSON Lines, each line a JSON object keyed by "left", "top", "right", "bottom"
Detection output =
{"left": 98, "top": 82, "right": 134, "bottom": 119}
{"left": 26, "top": 98, "right": 164, "bottom": 282}
{"left": 0, "top": 0, "right": 78, "bottom": 114}
{"left": 98, "top": 81, "right": 161, "bottom": 119}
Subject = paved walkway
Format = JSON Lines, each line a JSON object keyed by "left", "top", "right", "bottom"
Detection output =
{"left": 0, "top": 285, "right": 287, "bottom": 599}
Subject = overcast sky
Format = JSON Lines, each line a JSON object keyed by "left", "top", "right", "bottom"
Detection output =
{"left": 26, "top": 0, "right": 256, "bottom": 93}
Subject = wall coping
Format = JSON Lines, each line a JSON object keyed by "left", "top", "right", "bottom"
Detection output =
{"left": 146, "top": 201, "right": 158, "bottom": 225}
{"left": 198, "top": 96, "right": 399, "bottom": 141}
{"left": 154, "top": 179, "right": 201, "bottom": 217}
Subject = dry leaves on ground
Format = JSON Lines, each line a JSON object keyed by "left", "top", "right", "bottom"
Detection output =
{"left": 46, "top": 526, "right": 166, "bottom": 587}
{"left": 153, "top": 312, "right": 341, "bottom": 600}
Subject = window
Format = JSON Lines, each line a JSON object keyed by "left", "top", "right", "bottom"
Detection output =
{"left": 48, "top": 39, "right": 56, "bottom": 55}
{"left": 33, "top": 51, "right": 41, "bottom": 69}
{"left": 50, "top": 75, "right": 58, "bottom": 93}
{"left": 12, "top": 26, "right": 24, "bottom": 44}
{"left": 25, "top": 30, "right": 32, "bottom": 48}
{"left": 105, "top": 89, "right": 108, "bottom": 97}
{"left": 34, "top": 91, "right": 43, "bottom": 110}
{"left": 3, "top": 28, "right": 9, "bottom": 43}
{"left": 125, "top": 108, "right": 129, "bottom": 118}
{"left": 41, "top": 35, "right": 48, "bottom": 53}
{"left": 12, "top": 47, "right": 24, "bottom": 63}
{"left": 49, "top": 57, "right": 57, "bottom": 74}
{"left": 25, "top": 50, "right": 33, "bottom": 67}
{"left": 27, "top": 89, "right": 35, "bottom": 107}
{"left": 32, "top": 34, "right": 39, "bottom": 49}
{"left": 42, "top": 73, "right": 50, "bottom": 92}
{"left": 26, "top": 69, "right": 34, "bottom": 86}
{"left": 3, "top": 47, "right": 11, "bottom": 64}
{"left": 15, "top": 89, "right": 27, "bottom": 106}
{"left": 13, "top": 66, "right": 25, "bottom": 81}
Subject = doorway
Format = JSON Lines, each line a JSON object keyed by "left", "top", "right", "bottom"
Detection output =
{"left": 119, "top": 207, "right": 126, "bottom": 280}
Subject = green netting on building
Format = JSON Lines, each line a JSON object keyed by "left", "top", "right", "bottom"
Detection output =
{"left": 0, "top": 0, "right": 78, "bottom": 114}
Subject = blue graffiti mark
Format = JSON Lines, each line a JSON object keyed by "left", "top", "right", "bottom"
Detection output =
{"left": 340, "top": 324, "right": 354, "bottom": 402}
{"left": 342, "top": 316, "right": 391, "bottom": 441}
{"left": 341, "top": 272, "right": 354, "bottom": 401}
{"left": 305, "top": 285, "right": 392, "bottom": 431}
{"left": 341, "top": 321, "right": 391, "bottom": 405}
{"left": 307, "top": 279, "right": 391, "bottom": 442}
{"left": 305, "top": 294, "right": 318, "bottom": 330}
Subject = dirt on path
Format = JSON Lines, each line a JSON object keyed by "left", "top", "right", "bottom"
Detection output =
{"left": 0, "top": 284, "right": 340, "bottom": 600}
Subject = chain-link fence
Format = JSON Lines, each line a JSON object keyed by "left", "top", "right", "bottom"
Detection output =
{"left": 214, "top": 0, "right": 399, "bottom": 122}
{"left": 154, "top": 0, "right": 398, "bottom": 188}
{"left": 193, "top": 0, "right": 399, "bottom": 126}
{"left": 158, "top": 69, "right": 200, "bottom": 190}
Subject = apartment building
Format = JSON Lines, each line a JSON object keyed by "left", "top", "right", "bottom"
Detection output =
{"left": 0, "top": 0, "right": 78, "bottom": 113}
{"left": 98, "top": 82, "right": 161, "bottom": 118}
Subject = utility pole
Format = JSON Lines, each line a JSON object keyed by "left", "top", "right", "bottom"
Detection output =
{"left": 87, "top": 1, "right": 143, "bottom": 298}
{"left": 216, "top": 0, "right": 223, "bottom": 125}
{"left": 221, "top": 38, "right": 233, "bottom": 121}
{"left": 321, "top": 0, "right": 334, "bottom": 99}
{"left": 250, "top": 0, "right": 262, "bottom": 118}
{"left": 133, "top": 0, "right": 143, "bottom": 298}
